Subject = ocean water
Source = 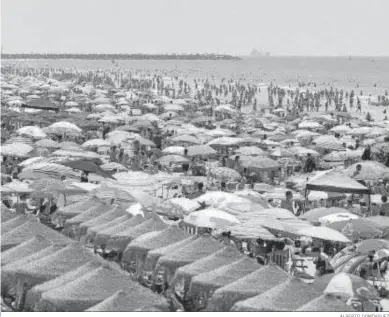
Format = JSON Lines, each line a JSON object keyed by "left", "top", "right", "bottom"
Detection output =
{"left": 5, "top": 57, "right": 389, "bottom": 94}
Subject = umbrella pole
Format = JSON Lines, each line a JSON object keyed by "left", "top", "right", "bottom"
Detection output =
{"left": 303, "top": 187, "right": 308, "bottom": 214}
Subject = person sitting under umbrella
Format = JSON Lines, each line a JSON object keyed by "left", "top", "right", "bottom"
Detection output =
{"left": 81, "top": 171, "right": 89, "bottom": 183}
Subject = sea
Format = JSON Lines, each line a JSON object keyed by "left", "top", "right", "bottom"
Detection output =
{"left": 4, "top": 56, "right": 389, "bottom": 93}
{"left": 3, "top": 56, "right": 389, "bottom": 121}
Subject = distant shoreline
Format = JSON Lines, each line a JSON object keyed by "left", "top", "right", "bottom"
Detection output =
{"left": 0, "top": 53, "right": 241, "bottom": 61}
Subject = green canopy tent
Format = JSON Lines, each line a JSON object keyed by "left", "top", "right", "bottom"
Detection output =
{"left": 206, "top": 265, "right": 289, "bottom": 311}
{"left": 187, "top": 257, "right": 261, "bottom": 310}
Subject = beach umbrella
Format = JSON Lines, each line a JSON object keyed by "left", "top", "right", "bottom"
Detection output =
{"left": 355, "top": 239, "right": 389, "bottom": 253}
{"left": 59, "top": 160, "right": 115, "bottom": 179}
{"left": 171, "top": 135, "right": 201, "bottom": 144}
{"left": 345, "top": 161, "right": 389, "bottom": 181}
{"left": 323, "top": 273, "right": 379, "bottom": 300}
{"left": 81, "top": 139, "right": 111, "bottom": 149}
{"left": 89, "top": 186, "right": 135, "bottom": 203}
{"left": 65, "top": 101, "right": 79, "bottom": 107}
{"left": 187, "top": 145, "right": 216, "bottom": 157}
{"left": 296, "top": 295, "right": 355, "bottom": 312}
{"left": 236, "top": 146, "right": 266, "bottom": 156}
{"left": 208, "top": 137, "right": 243, "bottom": 147}
{"left": 327, "top": 219, "right": 382, "bottom": 240}
{"left": 298, "top": 121, "right": 324, "bottom": 129}
{"left": 313, "top": 135, "right": 344, "bottom": 151}
{"left": 162, "top": 146, "right": 185, "bottom": 155}
{"left": 20, "top": 162, "right": 80, "bottom": 180}
{"left": 238, "top": 156, "right": 280, "bottom": 170}
{"left": 293, "top": 130, "right": 321, "bottom": 138}
{"left": 4, "top": 136, "right": 34, "bottom": 146}
{"left": 1, "top": 143, "right": 34, "bottom": 157}
{"left": 348, "top": 127, "right": 372, "bottom": 136}
{"left": 100, "top": 162, "right": 127, "bottom": 172}
{"left": 207, "top": 129, "right": 236, "bottom": 137}
{"left": 365, "top": 216, "right": 389, "bottom": 231}
{"left": 47, "top": 121, "right": 82, "bottom": 134}
{"left": 270, "top": 148, "right": 294, "bottom": 157}
{"left": 184, "top": 208, "right": 240, "bottom": 229}
{"left": 316, "top": 212, "right": 358, "bottom": 225}
{"left": 297, "top": 226, "right": 351, "bottom": 243}
{"left": 232, "top": 278, "right": 323, "bottom": 312}
{"left": 209, "top": 167, "right": 241, "bottom": 181}
{"left": 17, "top": 126, "right": 47, "bottom": 139}
{"left": 35, "top": 139, "right": 60, "bottom": 149}
{"left": 1, "top": 180, "right": 33, "bottom": 194}
{"left": 158, "top": 155, "right": 189, "bottom": 165}
{"left": 301, "top": 207, "right": 352, "bottom": 223}
{"left": 330, "top": 125, "right": 352, "bottom": 134}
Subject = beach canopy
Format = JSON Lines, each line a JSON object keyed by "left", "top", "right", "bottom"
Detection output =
{"left": 83, "top": 213, "right": 132, "bottom": 244}
{"left": 106, "top": 215, "right": 168, "bottom": 253}
{"left": 306, "top": 171, "right": 370, "bottom": 194}
{"left": 298, "top": 226, "right": 351, "bottom": 243}
{"left": 1, "top": 235, "right": 51, "bottom": 266}
{"left": 1, "top": 218, "right": 72, "bottom": 251}
{"left": 207, "top": 265, "right": 289, "bottom": 311}
{"left": 24, "top": 261, "right": 105, "bottom": 311}
{"left": 122, "top": 226, "right": 189, "bottom": 264}
{"left": 1, "top": 214, "right": 31, "bottom": 235}
{"left": 187, "top": 257, "right": 261, "bottom": 310}
{"left": 231, "top": 278, "right": 323, "bottom": 312}
{"left": 37, "top": 265, "right": 153, "bottom": 312}
{"left": 59, "top": 197, "right": 101, "bottom": 219}
{"left": 64, "top": 203, "right": 112, "bottom": 228}
{"left": 144, "top": 236, "right": 198, "bottom": 272}
{"left": 78, "top": 205, "right": 127, "bottom": 238}
{"left": 296, "top": 295, "right": 355, "bottom": 311}
{"left": 156, "top": 235, "right": 223, "bottom": 286}
{"left": 15, "top": 243, "right": 99, "bottom": 290}
{"left": 1, "top": 245, "right": 65, "bottom": 296}
{"left": 92, "top": 214, "right": 144, "bottom": 247}
{"left": 85, "top": 289, "right": 170, "bottom": 312}
{"left": 171, "top": 247, "right": 243, "bottom": 306}
{"left": 86, "top": 289, "right": 170, "bottom": 312}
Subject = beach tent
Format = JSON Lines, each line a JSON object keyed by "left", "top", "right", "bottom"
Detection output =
{"left": 144, "top": 236, "right": 198, "bottom": 273}
{"left": 63, "top": 203, "right": 113, "bottom": 238}
{"left": 1, "top": 218, "right": 72, "bottom": 251}
{"left": 1, "top": 207, "right": 17, "bottom": 222}
{"left": 187, "top": 257, "right": 261, "bottom": 310}
{"left": 83, "top": 213, "right": 132, "bottom": 244}
{"left": 171, "top": 247, "right": 243, "bottom": 310}
{"left": 122, "top": 226, "right": 190, "bottom": 277}
{"left": 1, "top": 235, "right": 51, "bottom": 266}
{"left": 24, "top": 261, "right": 108, "bottom": 311}
{"left": 231, "top": 278, "right": 323, "bottom": 311}
{"left": 296, "top": 295, "right": 355, "bottom": 311}
{"left": 77, "top": 204, "right": 126, "bottom": 238}
{"left": 105, "top": 215, "right": 168, "bottom": 253}
{"left": 1, "top": 245, "right": 64, "bottom": 296}
{"left": 305, "top": 171, "right": 370, "bottom": 194}
{"left": 1, "top": 214, "right": 31, "bottom": 235}
{"left": 156, "top": 235, "right": 222, "bottom": 286}
{"left": 14, "top": 243, "right": 99, "bottom": 304}
{"left": 85, "top": 289, "right": 170, "bottom": 312}
{"left": 206, "top": 265, "right": 289, "bottom": 311}
{"left": 59, "top": 197, "right": 101, "bottom": 219}
{"left": 92, "top": 214, "right": 144, "bottom": 247}
{"left": 36, "top": 265, "right": 153, "bottom": 312}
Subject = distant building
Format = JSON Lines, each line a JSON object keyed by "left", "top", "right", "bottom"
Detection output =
{"left": 250, "top": 49, "right": 271, "bottom": 57}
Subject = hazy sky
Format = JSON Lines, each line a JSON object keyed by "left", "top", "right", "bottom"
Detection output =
{"left": 2, "top": 0, "right": 389, "bottom": 56}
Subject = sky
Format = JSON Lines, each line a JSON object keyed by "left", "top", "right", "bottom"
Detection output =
{"left": 1, "top": 0, "right": 389, "bottom": 56}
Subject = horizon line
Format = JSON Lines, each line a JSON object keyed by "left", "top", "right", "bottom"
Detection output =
{"left": 2, "top": 52, "right": 389, "bottom": 58}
